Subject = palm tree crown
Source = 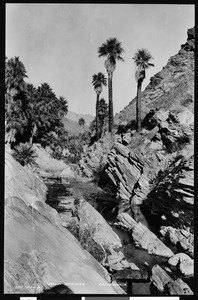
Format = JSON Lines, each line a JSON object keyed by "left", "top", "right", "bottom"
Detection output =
{"left": 98, "top": 37, "right": 124, "bottom": 65}
{"left": 5, "top": 56, "right": 28, "bottom": 92}
{"left": 92, "top": 72, "right": 107, "bottom": 93}
{"left": 132, "top": 48, "right": 154, "bottom": 82}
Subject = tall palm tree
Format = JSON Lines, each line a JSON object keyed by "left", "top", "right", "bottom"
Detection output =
{"left": 92, "top": 72, "right": 107, "bottom": 140}
{"left": 98, "top": 38, "right": 124, "bottom": 133}
{"left": 132, "top": 49, "right": 154, "bottom": 132}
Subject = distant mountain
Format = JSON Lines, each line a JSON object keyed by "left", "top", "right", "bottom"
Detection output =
{"left": 62, "top": 110, "right": 94, "bottom": 135}
{"left": 66, "top": 110, "right": 94, "bottom": 126}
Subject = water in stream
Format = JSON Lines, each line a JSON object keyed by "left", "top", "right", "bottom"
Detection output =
{"left": 44, "top": 177, "right": 193, "bottom": 295}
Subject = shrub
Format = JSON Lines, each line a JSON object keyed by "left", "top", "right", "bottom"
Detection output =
{"left": 92, "top": 165, "right": 105, "bottom": 184}
{"left": 51, "top": 148, "right": 63, "bottom": 160}
{"left": 12, "top": 143, "right": 38, "bottom": 167}
{"left": 64, "top": 155, "right": 81, "bottom": 164}
{"left": 67, "top": 222, "right": 105, "bottom": 263}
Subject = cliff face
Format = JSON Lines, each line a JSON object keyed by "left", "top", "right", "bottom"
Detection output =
{"left": 115, "top": 27, "right": 194, "bottom": 125}
{"left": 4, "top": 147, "right": 123, "bottom": 294}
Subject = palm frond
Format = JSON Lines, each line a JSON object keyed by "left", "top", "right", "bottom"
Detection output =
{"left": 148, "top": 63, "right": 155, "bottom": 67}
{"left": 12, "top": 143, "right": 38, "bottom": 167}
{"left": 117, "top": 55, "right": 124, "bottom": 62}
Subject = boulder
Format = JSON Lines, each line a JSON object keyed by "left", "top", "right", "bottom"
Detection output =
{"left": 160, "top": 226, "right": 194, "bottom": 258}
{"left": 107, "top": 251, "right": 124, "bottom": 265}
{"left": 177, "top": 109, "right": 194, "bottom": 126}
{"left": 112, "top": 268, "right": 149, "bottom": 281}
{"left": 32, "top": 144, "right": 67, "bottom": 173}
{"left": 117, "top": 213, "right": 173, "bottom": 258}
{"left": 109, "top": 262, "right": 125, "bottom": 271}
{"left": 151, "top": 265, "right": 193, "bottom": 295}
{"left": 120, "top": 260, "right": 130, "bottom": 268}
{"left": 59, "top": 167, "right": 75, "bottom": 178}
{"left": 77, "top": 200, "right": 122, "bottom": 252}
{"left": 168, "top": 253, "right": 194, "bottom": 277}
{"left": 129, "top": 262, "right": 140, "bottom": 270}
{"left": 58, "top": 197, "right": 75, "bottom": 211}
{"left": 175, "top": 278, "right": 193, "bottom": 295}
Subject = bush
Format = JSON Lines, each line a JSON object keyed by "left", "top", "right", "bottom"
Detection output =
{"left": 67, "top": 222, "right": 105, "bottom": 263}
{"left": 12, "top": 143, "right": 38, "bottom": 167}
{"left": 64, "top": 155, "right": 81, "bottom": 164}
{"left": 51, "top": 148, "right": 63, "bottom": 160}
{"left": 92, "top": 164, "right": 106, "bottom": 184}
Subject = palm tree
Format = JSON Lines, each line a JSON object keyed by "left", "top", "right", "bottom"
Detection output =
{"left": 132, "top": 49, "right": 154, "bottom": 132}
{"left": 78, "top": 117, "right": 86, "bottom": 131}
{"left": 5, "top": 57, "right": 28, "bottom": 147}
{"left": 5, "top": 56, "right": 28, "bottom": 94}
{"left": 98, "top": 38, "right": 124, "bottom": 133}
{"left": 92, "top": 72, "right": 107, "bottom": 140}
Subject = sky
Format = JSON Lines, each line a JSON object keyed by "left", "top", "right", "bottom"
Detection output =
{"left": 6, "top": 4, "right": 194, "bottom": 116}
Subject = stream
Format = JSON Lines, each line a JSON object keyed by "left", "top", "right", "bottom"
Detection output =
{"left": 44, "top": 176, "right": 193, "bottom": 295}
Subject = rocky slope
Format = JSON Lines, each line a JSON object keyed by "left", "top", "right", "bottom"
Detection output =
{"left": 115, "top": 27, "right": 194, "bottom": 125}
{"left": 4, "top": 146, "right": 125, "bottom": 294}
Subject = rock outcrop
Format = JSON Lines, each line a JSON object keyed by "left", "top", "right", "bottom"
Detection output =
{"left": 106, "top": 142, "right": 151, "bottom": 203}
{"left": 79, "top": 133, "right": 119, "bottom": 178}
{"left": 142, "top": 153, "right": 194, "bottom": 232}
{"left": 32, "top": 144, "right": 75, "bottom": 178}
{"left": 160, "top": 226, "right": 194, "bottom": 258}
{"left": 151, "top": 265, "right": 193, "bottom": 295}
{"left": 117, "top": 213, "right": 173, "bottom": 258}
{"left": 168, "top": 253, "right": 194, "bottom": 277}
{"left": 115, "top": 27, "right": 194, "bottom": 124}
{"left": 4, "top": 147, "right": 124, "bottom": 294}
{"left": 76, "top": 199, "right": 122, "bottom": 251}
{"left": 112, "top": 268, "right": 149, "bottom": 282}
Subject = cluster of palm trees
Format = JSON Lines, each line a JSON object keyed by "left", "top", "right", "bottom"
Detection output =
{"left": 5, "top": 57, "right": 68, "bottom": 148}
{"left": 92, "top": 37, "right": 154, "bottom": 139}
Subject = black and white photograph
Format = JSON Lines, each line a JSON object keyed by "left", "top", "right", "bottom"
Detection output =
{"left": 5, "top": 3, "right": 194, "bottom": 296}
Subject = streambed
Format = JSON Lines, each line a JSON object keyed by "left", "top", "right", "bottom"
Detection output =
{"left": 44, "top": 177, "right": 193, "bottom": 295}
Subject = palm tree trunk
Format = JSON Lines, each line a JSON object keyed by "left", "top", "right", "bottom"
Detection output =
{"left": 136, "top": 80, "right": 142, "bottom": 132}
{"left": 96, "top": 94, "right": 100, "bottom": 140}
{"left": 108, "top": 74, "right": 114, "bottom": 133}
{"left": 29, "top": 122, "right": 37, "bottom": 145}
{"left": 100, "top": 118, "right": 104, "bottom": 138}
